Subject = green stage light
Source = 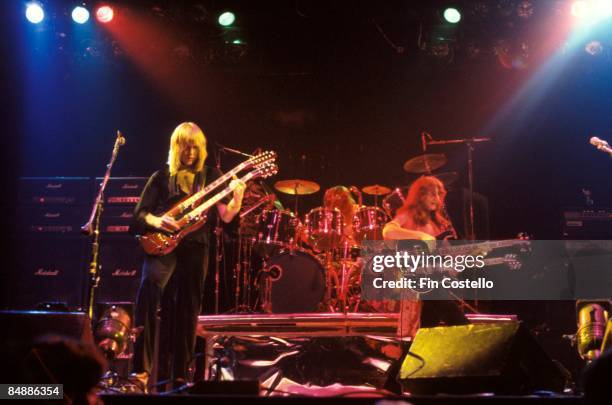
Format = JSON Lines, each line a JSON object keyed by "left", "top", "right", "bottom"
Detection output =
{"left": 218, "top": 11, "right": 236, "bottom": 27}
{"left": 443, "top": 7, "right": 461, "bottom": 24}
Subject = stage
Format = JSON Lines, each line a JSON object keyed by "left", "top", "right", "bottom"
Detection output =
{"left": 4, "top": 0, "right": 612, "bottom": 403}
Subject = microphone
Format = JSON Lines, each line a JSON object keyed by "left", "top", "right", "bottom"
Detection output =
{"left": 421, "top": 131, "right": 428, "bottom": 152}
{"left": 214, "top": 142, "right": 253, "bottom": 158}
{"left": 116, "top": 130, "right": 126, "bottom": 146}
{"left": 590, "top": 136, "right": 612, "bottom": 155}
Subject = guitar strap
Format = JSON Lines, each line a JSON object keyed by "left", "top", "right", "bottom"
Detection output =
{"left": 193, "top": 167, "right": 206, "bottom": 193}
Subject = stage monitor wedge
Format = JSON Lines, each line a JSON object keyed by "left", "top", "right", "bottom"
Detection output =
{"left": 400, "top": 321, "right": 566, "bottom": 395}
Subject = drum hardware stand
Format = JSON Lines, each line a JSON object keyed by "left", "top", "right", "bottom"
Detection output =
{"left": 213, "top": 222, "right": 223, "bottom": 314}
{"left": 233, "top": 230, "right": 243, "bottom": 311}
{"left": 293, "top": 184, "right": 299, "bottom": 215}
{"left": 323, "top": 252, "right": 335, "bottom": 310}
{"left": 422, "top": 132, "right": 490, "bottom": 240}
{"left": 215, "top": 144, "right": 256, "bottom": 313}
{"left": 259, "top": 259, "right": 274, "bottom": 313}
{"left": 81, "top": 130, "right": 126, "bottom": 320}
{"left": 232, "top": 233, "right": 255, "bottom": 313}
{"left": 242, "top": 239, "right": 255, "bottom": 311}
{"left": 234, "top": 195, "right": 275, "bottom": 312}
{"left": 213, "top": 147, "right": 224, "bottom": 314}
{"left": 350, "top": 185, "right": 364, "bottom": 207}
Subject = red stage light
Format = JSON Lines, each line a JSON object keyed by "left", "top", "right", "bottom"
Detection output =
{"left": 96, "top": 5, "right": 114, "bottom": 23}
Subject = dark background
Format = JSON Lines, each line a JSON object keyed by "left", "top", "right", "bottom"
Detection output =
{"left": 4, "top": 0, "right": 612, "bottom": 381}
{"left": 4, "top": 0, "right": 612, "bottom": 240}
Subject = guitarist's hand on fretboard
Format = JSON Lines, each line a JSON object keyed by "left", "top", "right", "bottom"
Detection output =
{"left": 229, "top": 178, "right": 247, "bottom": 201}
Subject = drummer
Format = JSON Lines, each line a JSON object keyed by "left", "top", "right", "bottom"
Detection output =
{"left": 323, "top": 186, "right": 359, "bottom": 244}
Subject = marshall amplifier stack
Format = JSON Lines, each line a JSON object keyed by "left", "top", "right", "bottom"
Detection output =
{"left": 95, "top": 177, "right": 147, "bottom": 303}
{"left": 562, "top": 208, "right": 612, "bottom": 239}
{"left": 14, "top": 177, "right": 91, "bottom": 309}
{"left": 10, "top": 177, "right": 146, "bottom": 310}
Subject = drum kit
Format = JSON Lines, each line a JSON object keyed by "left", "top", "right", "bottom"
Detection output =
{"left": 231, "top": 146, "right": 469, "bottom": 314}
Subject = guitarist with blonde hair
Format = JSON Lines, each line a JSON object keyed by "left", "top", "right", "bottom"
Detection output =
{"left": 130, "top": 122, "right": 245, "bottom": 390}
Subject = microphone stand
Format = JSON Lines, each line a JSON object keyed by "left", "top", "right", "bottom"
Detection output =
{"left": 81, "top": 131, "right": 125, "bottom": 320}
{"left": 215, "top": 142, "right": 254, "bottom": 158}
{"left": 213, "top": 146, "right": 224, "bottom": 315}
{"left": 212, "top": 143, "right": 253, "bottom": 313}
{"left": 425, "top": 135, "right": 490, "bottom": 241}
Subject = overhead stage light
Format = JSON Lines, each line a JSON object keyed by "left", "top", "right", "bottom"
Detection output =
{"left": 571, "top": 1, "right": 612, "bottom": 23}
{"left": 96, "top": 5, "right": 114, "bottom": 23}
{"left": 443, "top": 7, "right": 462, "bottom": 24}
{"left": 572, "top": 1, "right": 591, "bottom": 18}
{"left": 218, "top": 11, "right": 236, "bottom": 27}
{"left": 26, "top": 3, "right": 44, "bottom": 24}
{"left": 585, "top": 40, "right": 603, "bottom": 55}
{"left": 72, "top": 6, "right": 90, "bottom": 24}
{"left": 592, "top": 0, "right": 612, "bottom": 17}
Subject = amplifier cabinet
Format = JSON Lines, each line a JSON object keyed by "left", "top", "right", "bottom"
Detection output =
{"left": 95, "top": 177, "right": 147, "bottom": 205}
{"left": 97, "top": 236, "right": 143, "bottom": 303}
{"left": 18, "top": 177, "right": 91, "bottom": 205}
{"left": 17, "top": 205, "right": 87, "bottom": 235}
{"left": 7, "top": 236, "right": 87, "bottom": 309}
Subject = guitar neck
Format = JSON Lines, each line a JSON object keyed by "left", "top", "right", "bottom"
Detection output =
{"left": 436, "top": 240, "right": 526, "bottom": 256}
{"left": 170, "top": 163, "right": 247, "bottom": 216}
{"left": 180, "top": 170, "right": 260, "bottom": 225}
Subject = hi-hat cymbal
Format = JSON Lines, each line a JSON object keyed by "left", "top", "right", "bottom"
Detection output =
{"left": 362, "top": 184, "right": 392, "bottom": 196}
{"left": 433, "top": 171, "right": 459, "bottom": 186}
{"left": 403, "top": 153, "right": 447, "bottom": 173}
{"left": 274, "top": 179, "right": 320, "bottom": 195}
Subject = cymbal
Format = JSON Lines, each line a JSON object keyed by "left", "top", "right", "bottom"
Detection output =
{"left": 274, "top": 179, "right": 320, "bottom": 195}
{"left": 433, "top": 171, "right": 459, "bottom": 186}
{"left": 403, "top": 153, "right": 447, "bottom": 174}
{"left": 362, "top": 184, "right": 392, "bottom": 196}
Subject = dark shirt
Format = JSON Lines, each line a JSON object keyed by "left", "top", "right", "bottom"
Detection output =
{"left": 130, "top": 165, "right": 228, "bottom": 245}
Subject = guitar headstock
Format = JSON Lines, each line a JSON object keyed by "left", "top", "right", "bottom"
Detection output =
{"left": 516, "top": 232, "right": 532, "bottom": 241}
{"left": 502, "top": 253, "right": 522, "bottom": 270}
{"left": 252, "top": 160, "right": 278, "bottom": 180}
{"left": 248, "top": 151, "right": 277, "bottom": 170}
{"left": 514, "top": 234, "right": 532, "bottom": 253}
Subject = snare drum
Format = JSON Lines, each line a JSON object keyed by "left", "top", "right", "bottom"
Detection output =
{"left": 260, "top": 251, "right": 325, "bottom": 313}
{"left": 304, "top": 207, "right": 344, "bottom": 251}
{"left": 352, "top": 206, "right": 388, "bottom": 242}
{"left": 253, "top": 209, "right": 300, "bottom": 256}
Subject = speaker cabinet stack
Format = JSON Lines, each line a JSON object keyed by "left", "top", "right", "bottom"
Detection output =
{"left": 7, "top": 177, "right": 146, "bottom": 310}
{"left": 95, "top": 177, "right": 147, "bottom": 303}
{"left": 12, "top": 177, "right": 91, "bottom": 309}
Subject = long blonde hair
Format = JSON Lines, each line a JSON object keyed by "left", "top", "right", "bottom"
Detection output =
{"left": 167, "top": 122, "right": 207, "bottom": 176}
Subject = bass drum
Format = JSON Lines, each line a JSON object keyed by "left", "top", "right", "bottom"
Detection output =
{"left": 260, "top": 251, "right": 325, "bottom": 313}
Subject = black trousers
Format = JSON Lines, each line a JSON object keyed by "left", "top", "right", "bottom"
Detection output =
{"left": 133, "top": 240, "right": 209, "bottom": 380}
